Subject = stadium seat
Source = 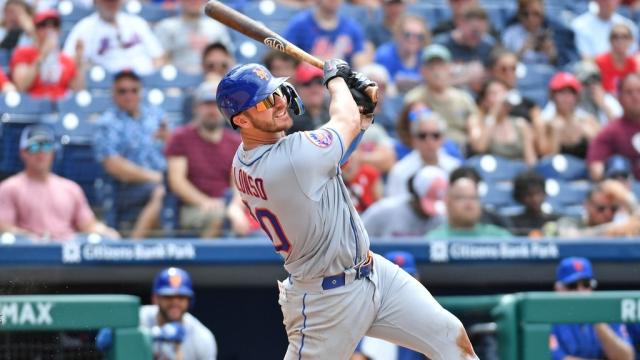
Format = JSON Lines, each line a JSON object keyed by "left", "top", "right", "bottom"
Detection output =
{"left": 478, "top": 181, "right": 517, "bottom": 210}
{"left": 85, "top": 66, "right": 115, "bottom": 94}
{"left": 544, "top": 179, "right": 590, "bottom": 206}
{"left": 142, "top": 65, "right": 202, "bottom": 92}
{"left": 463, "top": 155, "right": 528, "bottom": 182}
{"left": 405, "top": 2, "right": 451, "bottom": 30}
{"left": 57, "top": 0, "right": 92, "bottom": 23}
{"left": 146, "top": 88, "right": 187, "bottom": 126}
{"left": 244, "top": 0, "right": 300, "bottom": 35}
{"left": 58, "top": 91, "right": 113, "bottom": 122}
{"left": 534, "top": 154, "right": 588, "bottom": 181}
{"left": 517, "top": 63, "right": 555, "bottom": 107}
{"left": 124, "top": 1, "right": 177, "bottom": 23}
{"left": 233, "top": 31, "right": 269, "bottom": 65}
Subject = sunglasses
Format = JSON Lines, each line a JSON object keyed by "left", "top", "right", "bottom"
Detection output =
{"left": 204, "top": 61, "right": 229, "bottom": 72}
{"left": 26, "top": 142, "right": 54, "bottom": 154}
{"left": 301, "top": 77, "right": 323, "bottom": 87}
{"left": 498, "top": 65, "right": 517, "bottom": 73}
{"left": 611, "top": 33, "right": 632, "bottom": 40}
{"left": 36, "top": 20, "right": 60, "bottom": 29}
{"left": 414, "top": 131, "right": 442, "bottom": 140}
{"left": 521, "top": 10, "right": 542, "bottom": 18}
{"left": 115, "top": 87, "right": 140, "bottom": 95}
{"left": 255, "top": 86, "right": 285, "bottom": 112}
{"left": 402, "top": 31, "right": 425, "bottom": 41}
{"left": 565, "top": 279, "right": 595, "bottom": 290}
{"left": 593, "top": 203, "right": 619, "bottom": 213}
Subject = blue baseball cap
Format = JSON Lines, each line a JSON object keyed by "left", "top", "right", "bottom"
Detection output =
{"left": 385, "top": 251, "right": 417, "bottom": 276}
{"left": 556, "top": 257, "right": 594, "bottom": 285}
{"left": 605, "top": 155, "right": 631, "bottom": 179}
{"left": 19, "top": 124, "right": 55, "bottom": 149}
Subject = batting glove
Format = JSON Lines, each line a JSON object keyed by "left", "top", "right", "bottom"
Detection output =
{"left": 151, "top": 322, "right": 186, "bottom": 343}
{"left": 323, "top": 59, "right": 351, "bottom": 88}
{"left": 349, "top": 72, "right": 378, "bottom": 115}
{"left": 95, "top": 328, "right": 114, "bottom": 351}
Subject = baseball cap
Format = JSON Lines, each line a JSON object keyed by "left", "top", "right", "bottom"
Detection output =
{"left": 34, "top": 10, "right": 60, "bottom": 26}
{"left": 113, "top": 69, "right": 141, "bottom": 82}
{"left": 385, "top": 251, "right": 417, "bottom": 276}
{"left": 421, "top": 44, "right": 451, "bottom": 63}
{"left": 556, "top": 257, "right": 594, "bottom": 285}
{"left": 19, "top": 124, "right": 55, "bottom": 150}
{"left": 194, "top": 81, "right": 218, "bottom": 103}
{"left": 605, "top": 155, "right": 632, "bottom": 179}
{"left": 573, "top": 61, "right": 601, "bottom": 84}
{"left": 294, "top": 63, "right": 323, "bottom": 84}
{"left": 411, "top": 166, "right": 448, "bottom": 216}
{"left": 549, "top": 72, "right": 582, "bottom": 93}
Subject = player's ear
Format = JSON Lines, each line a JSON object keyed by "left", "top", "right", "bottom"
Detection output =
{"left": 232, "top": 113, "right": 251, "bottom": 129}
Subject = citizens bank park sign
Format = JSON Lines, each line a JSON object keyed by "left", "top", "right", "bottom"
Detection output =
{"left": 62, "top": 242, "right": 196, "bottom": 264}
{"left": 429, "top": 241, "right": 560, "bottom": 262}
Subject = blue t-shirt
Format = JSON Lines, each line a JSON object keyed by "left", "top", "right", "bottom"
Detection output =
{"left": 283, "top": 10, "right": 364, "bottom": 65}
{"left": 374, "top": 41, "right": 421, "bottom": 86}
{"left": 550, "top": 323, "right": 631, "bottom": 360}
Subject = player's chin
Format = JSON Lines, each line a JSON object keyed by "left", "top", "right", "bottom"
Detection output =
{"left": 273, "top": 112, "right": 293, "bottom": 131}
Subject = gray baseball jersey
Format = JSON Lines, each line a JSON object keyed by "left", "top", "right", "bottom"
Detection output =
{"left": 139, "top": 305, "right": 217, "bottom": 360}
{"left": 232, "top": 128, "right": 370, "bottom": 280}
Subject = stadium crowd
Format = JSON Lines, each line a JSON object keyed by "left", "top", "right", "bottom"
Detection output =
{"left": 2, "top": 0, "right": 640, "bottom": 240}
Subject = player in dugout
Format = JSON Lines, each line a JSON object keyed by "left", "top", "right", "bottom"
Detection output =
{"left": 96, "top": 267, "right": 217, "bottom": 359}
{"left": 215, "top": 58, "right": 477, "bottom": 359}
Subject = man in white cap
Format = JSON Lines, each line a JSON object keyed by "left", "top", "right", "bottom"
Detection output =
{"left": 362, "top": 166, "right": 447, "bottom": 237}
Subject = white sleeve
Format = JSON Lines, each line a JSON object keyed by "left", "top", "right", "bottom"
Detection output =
{"left": 62, "top": 23, "right": 83, "bottom": 57}
{"left": 287, "top": 128, "right": 344, "bottom": 198}
{"left": 195, "top": 329, "right": 216, "bottom": 360}
{"left": 137, "top": 17, "right": 165, "bottom": 58}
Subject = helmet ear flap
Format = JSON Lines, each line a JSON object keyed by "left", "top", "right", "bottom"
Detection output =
{"left": 280, "top": 82, "right": 305, "bottom": 116}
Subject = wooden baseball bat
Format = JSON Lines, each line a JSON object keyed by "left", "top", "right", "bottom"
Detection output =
{"left": 204, "top": 1, "right": 324, "bottom": 69}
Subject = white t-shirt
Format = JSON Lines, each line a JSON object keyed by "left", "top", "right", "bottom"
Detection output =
{"left": 139, "top": 304, "right": 217, "bottom": 360}
{"left": 63, "top": 12, "right": 164, "bottom": 75}
{"left": 571, "top": 11, "right": 638, "bottom": 58}
{"left": 385, "top": 150, "right": 460, "bottom": 197}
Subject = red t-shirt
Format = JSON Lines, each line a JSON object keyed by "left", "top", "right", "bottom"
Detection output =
{"left": 10, "top": 46, "right": 77, "bottom": 99}
{"left": 344, "top": 164, "right": 380, "bottom": 213}
{"left": 586, "top": 117, "right": 640, "bottom": 179}
{"left": 165, "top": 124, "right": 241, "bottom": 198}
{"left": 595, "top": 53, "right": 637, "bottom": 93}
{"left": 0, "top": 67, "right": 7, "bottom": 88}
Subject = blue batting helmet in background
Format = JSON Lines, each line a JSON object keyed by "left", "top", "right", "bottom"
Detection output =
{"left": 153, "top": 267, "right": 194, "bottom": 297}
{"left": 216, "top": 63, "right": 287, "bottom": 128}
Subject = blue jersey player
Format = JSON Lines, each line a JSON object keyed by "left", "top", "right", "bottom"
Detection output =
{"left": 216, "top": 59, "right": 477, "bottom": 360}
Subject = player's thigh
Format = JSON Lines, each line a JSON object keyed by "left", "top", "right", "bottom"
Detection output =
{"left": 280, "top": 278, "right": 376, "bottom": 360}
{"left": 367, "top": 255, "right": 477, "bottom": 360}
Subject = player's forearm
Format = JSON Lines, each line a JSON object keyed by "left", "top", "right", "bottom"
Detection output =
{"left": 326, "top": 78, "right": 360, "bottom": 145}
{"left": 594, "top": 323, "right": 634, "bottom": 360}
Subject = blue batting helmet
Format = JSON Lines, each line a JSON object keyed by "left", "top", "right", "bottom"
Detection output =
{"left": 216, "top": 63, "right": 287, "bottom": 128}
{"left": 152, "top": 267, "right": 194, "bottom": 297}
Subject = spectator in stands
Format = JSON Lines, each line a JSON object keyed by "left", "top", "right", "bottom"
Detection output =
{"left": 550, "top": 257, "right": 634, "bottom": 360}
{"left": 10, "top": 10, "right": 85, "bottom": 100}
{"left": 596, "top": 23, "right": 637, "bottom": 94}
{"left": 166, "top": 81, "right": 249, "bottom": 238}
{"left": 588, "top": 73, "right": 640, "bottom": 181}
{"left": 0, "top": 67, "right": 16, "bottom": 92}
{"left": 359, "top": 63, "right": 398, "bottom": 137}
{"left": 63, "top": 0, "right": 166, "bottom": 76}
{"left": 467, "top": 78, "right": 537, "bottom": 165}
{"left": 544, "top": 181, "right": 640, "bottom": 237}
{"left": 154, "top": 0, "right": 233, "bottom": 75}
{"left": 283, "top": 0, "right": 367, "bottom": 67}
{"left": 364, "top": 0, "right": 405, "bottom": 48}
{"left": 501, "top": 0, "right": 579, "bottom": 68}
{"left": 539, "top": 72, "right": 600, "bottom": 159}
{"left": 450, "top": 166, "right": 512, "bottom": 229}
{"left": 508, "top": 170, "right": 559, "bottom": 237}
{"left": 356, "top": 123, "right": 397, "bottom": 176}
{"left": 405, "top": 44, "right": 478, "bottom": 150}
{"left": 0, "top": 125, "right": 119, "bottom": 241}
{"left": 287, "top": 62, "right": 329, "bottom": 134}
{"left": 262, "top": 50, "right": 299, "bottom": 79}
{"left": 386, "top": 107, "right": 461, "bottom": 197}
{"left": 564, "top": 60, "right": 623, "bottom": 124}
{"left": 94, "top": 70, "right": 167, "bottom": 239}
{"left": 363, "top": 166, "right": 447, "bottom": 237}
{"left": 571, "top": 0, "right": 638, "bottom": 60}
{"left": 352, "top": 251, "right": 426, "bottom": 360}
{"left": 341, "top": 147, "right": 383, "bottom": 214}
{"left": 96, "top": 267, "right": 217, "bottom": 358}
{"left": 0, "top": 0, "right": 33, "bottom": 52}
{"left": 604, "top": 154, "right": 633, "bottom": 189}
{"left": 488, "top": 48, "right": 541, "bottom": 124}
{"left": 374, "top": 14, "right": 429, "bottom": 94}
{"left": 432, "top": 0, "right": 498, "bottom": 38}
{"left": 202, "top": 42, "right": 235, "bottom": 82}
{"left": 426, "top": 177, "right": 511, "bottom": 239}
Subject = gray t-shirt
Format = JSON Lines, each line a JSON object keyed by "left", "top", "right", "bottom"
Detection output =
{"left": 362, "top": 194, "right": 445, "bottom": 238}
{"left": 139, "top": 305, "right": 217, "bottom": 360}
{"left": 232, "top": 128, "right": 370, "bottom": 280}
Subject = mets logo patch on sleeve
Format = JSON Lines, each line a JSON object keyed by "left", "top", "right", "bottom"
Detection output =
{"left": 304, "top": 129, "right": 334, "bottom": 148}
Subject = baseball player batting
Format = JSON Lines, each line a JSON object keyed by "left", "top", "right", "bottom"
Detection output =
{"left": 216, "top": 60, "right": 477, "bottom": 360}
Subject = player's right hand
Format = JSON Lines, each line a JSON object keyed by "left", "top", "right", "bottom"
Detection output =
{"left": 348, "top": 72, "right": 378, "bottom": 115}
{"left": 151, "top": 322, "right": 186, "bottom": 343}
{"left": 323, "top": 59, "right": 351, "bottom": 87}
